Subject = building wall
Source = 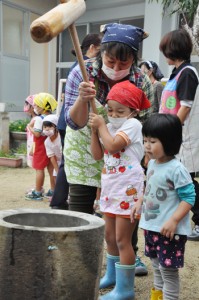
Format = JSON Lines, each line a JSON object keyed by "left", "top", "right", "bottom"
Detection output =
{"left": 0, "top": 0, "right": 57, "bottom": 120}
{"left": 0, "top": 0, "right": 199, "bottom": 121}
{"left": 7, "top": 0, "right": 57, "bottom": 14}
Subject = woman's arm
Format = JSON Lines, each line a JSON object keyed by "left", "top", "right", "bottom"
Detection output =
{"left": 177, "top": 105, "right": 191, "bottom": 124}
{"left": 65, "top": 66, "right": 96, "bottom": 129}
{"left": 177, "top": 67, "right": 198, "bottom": 123}
{"left": 69, "top": 82, "right": 96, "bottom": 127}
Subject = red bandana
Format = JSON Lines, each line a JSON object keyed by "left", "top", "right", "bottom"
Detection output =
{"left": 107, "top": 80, "right": 151, "bottom": 111}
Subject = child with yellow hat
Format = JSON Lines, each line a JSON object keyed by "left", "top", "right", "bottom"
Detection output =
{"left": 26, "top": 93, "right": 57, "bottom": 200}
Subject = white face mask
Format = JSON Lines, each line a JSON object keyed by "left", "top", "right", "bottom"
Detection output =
{"left": 108, "top": 112, "right": 133, "bottom": 129}
{"left": 43, "top": 129, "right": 54, "bottom": 137}
{"left": 34, "top": 107, "right": 43, "bottom": 115}
{"left": 102, "top": 63, "right": 130, "bottom": 81}
{"left": 108, "top": 116, "right": 128, "bottom": 129}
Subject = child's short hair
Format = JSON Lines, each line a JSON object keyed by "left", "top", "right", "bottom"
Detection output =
{"left": 43, "top": 121, "right": 55, "bottom": 127}
{"left": 142, "top": 113, "right": 182, "bottom": 156}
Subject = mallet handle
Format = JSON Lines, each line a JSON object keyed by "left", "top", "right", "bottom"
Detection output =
{"left": 69, "top": 24, "right": 98, "bottom": 114}
{"left": 69, "top": 24, "right": 89, "bottom": 83}
{"left": 60, "top": 0, "right": 97, "bottom": 114}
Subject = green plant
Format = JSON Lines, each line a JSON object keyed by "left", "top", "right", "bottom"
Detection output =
{"left": 14, "top": 144, "right": 27, "bottom": 155}
{"left": 9, "top": 119, "right": 30, "bottom": 132}
{"left": 0, "top": 150, "right": 17, "bottom": 158}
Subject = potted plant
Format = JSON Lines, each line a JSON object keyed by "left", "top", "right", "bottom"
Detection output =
{"left": 0, "top": 150, "right": 22, "bottom": 168}
{"left": 9, "top": 119, "right": 29, "bottom": 136}
{"left": 9, "top": 119, "right": 29, "bottom": 149}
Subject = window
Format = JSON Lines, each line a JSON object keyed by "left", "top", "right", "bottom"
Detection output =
{"left": 3, "top": 4, "right": 28, "bottom": 57}
{"left": 57, "top": 25, "right": 87, "bottom": 80}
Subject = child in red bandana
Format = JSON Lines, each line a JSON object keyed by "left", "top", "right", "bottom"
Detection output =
{"left": 89, "top": 80, "right": 151, "bottom": 299}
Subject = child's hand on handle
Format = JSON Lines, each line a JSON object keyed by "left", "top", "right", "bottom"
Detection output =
{"left": 78, "top": 81, "right": 96, "bottom": 103}
{"left": 89, "top": 112, "right": 105, "bottom": 130}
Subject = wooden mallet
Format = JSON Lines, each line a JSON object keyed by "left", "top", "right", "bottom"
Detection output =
{"left": 30, "top": 0, "right": 97, "bottom": 113}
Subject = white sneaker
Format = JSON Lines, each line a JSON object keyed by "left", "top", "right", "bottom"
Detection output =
{"left": 188, "top": 225, "right": 199, "bottom": 241}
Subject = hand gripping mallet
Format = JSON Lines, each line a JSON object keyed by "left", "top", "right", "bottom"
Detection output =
{"left": 30, "top": 0, "right": 97, "bottom": 113}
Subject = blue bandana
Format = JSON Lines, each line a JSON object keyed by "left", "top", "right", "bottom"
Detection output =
{"left": 101, "top": 23, "right": 148, "bottom": 51}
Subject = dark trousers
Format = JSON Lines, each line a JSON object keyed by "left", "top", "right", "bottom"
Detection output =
{"left": 50, "top": 154, "right": 69, "bottom": 209}
{"left": 69, "top": 184, "right": 97, "bottom": 214}
{"left": 190, "top": 173, "right": 199, "bottom": 225}
{"left": 50, "top": 129, "right": 69, "bottom": 209}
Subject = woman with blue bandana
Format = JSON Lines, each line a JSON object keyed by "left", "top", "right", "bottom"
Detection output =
{"left": 63, "top": 23, "right": 154, "bottom": 287}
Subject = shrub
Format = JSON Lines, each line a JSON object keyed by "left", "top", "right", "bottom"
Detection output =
{"left": 0, "top": 150, "right": 17, "bottom": 158}
{"left": 14, "top": 144, "right": 27, "bottom": 154}
{"left": 9, "top": 119, "right": 30, "bottom": 132}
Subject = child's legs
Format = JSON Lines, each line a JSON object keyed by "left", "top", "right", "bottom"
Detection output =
{"left": 151, "top": 257, "right": 179, "bottom": 299}
{"left": 145, "top": 231, "right": 186, "bottom": 300}
{"left": 116, "top": 216, "right": 137, "bottom": 265}
{"left": 104, "top": 214, "right": 118, "bottom": 256}
{"left": 35, "top": 169, "right": 45, "bottom": 192}
{"left": 151, "top": 257, "right": 164, "bottom": 291}
{"left": 47, "top": 161, "right": 55, "bottom": 191}
{"left": 159, "top": 265, "right": 179, "bottom": 300}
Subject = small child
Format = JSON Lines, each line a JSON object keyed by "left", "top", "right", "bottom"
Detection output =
{"left": 23, "top": 94, "right": 37, "bottom": 168}
{"left": 131, "top": 113, "right": 195, "bottom": 300}
{"left": 25, "top": 92, "right": 57, "bottom": 201}
{"left": 88, "top": 80, "right": 151, "bottom": 299}
{"left": 43, "top": 114, "right": 62, "bottom": 189}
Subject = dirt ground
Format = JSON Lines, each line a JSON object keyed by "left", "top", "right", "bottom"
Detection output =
{"left": 0, "top": 166, "right": 198, "bottom": 300}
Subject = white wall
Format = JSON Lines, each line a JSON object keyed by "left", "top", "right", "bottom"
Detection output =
{"left": 7, "top": 0, "right": 57, "bottom": 14}
{"left": 29, "top": 12, "right": 56, "bottom": 96}
{"left": 78, "top": 1, "right": 145, "bottom": 23}
{"left": 0, "top": 0, "right": 58, "bottom": 121}
{"left": 6, "top": 0, "right": 57, "bottom": 97}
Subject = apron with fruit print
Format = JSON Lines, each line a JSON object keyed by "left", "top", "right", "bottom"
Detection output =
{"left": 100, "top": 148, "right": 144, "bottom": 216}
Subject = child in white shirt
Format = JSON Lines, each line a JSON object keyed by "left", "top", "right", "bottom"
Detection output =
{"left": 43, "top": 114, "right": 62, "bottom": 186}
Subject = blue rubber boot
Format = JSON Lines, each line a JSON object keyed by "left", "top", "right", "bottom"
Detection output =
{"left": 100, "top": 253, "right": 120, "bottom": 289}
{"left": 100, "top": 262, "right": 135, "bottom": 300}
